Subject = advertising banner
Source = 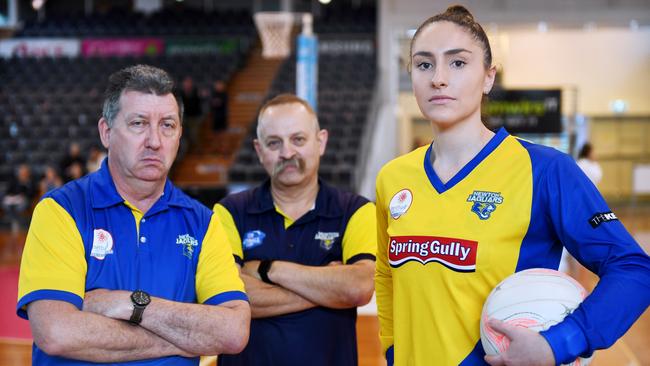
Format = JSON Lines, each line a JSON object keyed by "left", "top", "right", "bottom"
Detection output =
{"left": 0, "top": 38, "right": 80, "bottom": 58}
{"left": 81, "top": 38, "right": 163, "bottom": 57}
{"left": 485, "top": 89, "right": 562, "bottom": 134}
{"left": 166, "top": 38, "right": 238, "bottom": 56}
{"left": 319, "top": 39, "right": 374, "bottom": 55}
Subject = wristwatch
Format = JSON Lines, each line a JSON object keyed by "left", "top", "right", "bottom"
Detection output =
{"left": 129, "top": 290, "right": 151, "bottom": 325}
{"left": 258, "top": 260, "right": 275, "bottom": 285}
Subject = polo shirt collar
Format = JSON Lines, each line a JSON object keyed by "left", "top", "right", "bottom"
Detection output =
{"left": 313, "top": 180, "right": 343, "bottom": 218}
{"left": 247, "top": 178, "right": 343, "bottom": 218}
{"left": 90, "top": 157, "right": 192, "bottom": 211}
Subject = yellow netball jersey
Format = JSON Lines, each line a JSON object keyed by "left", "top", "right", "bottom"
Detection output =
{"left": 376, "top": 129, "right": 532, "bottom": 365}
{"left": 377, "top": 128, "right": 650, "bottom": 366}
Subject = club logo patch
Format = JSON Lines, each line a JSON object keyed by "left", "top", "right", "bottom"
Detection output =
{"left": 589, "top": 212, "right": 618, "bottom": 228}
{"left": 467, "top": 190, "right": 503, "bottom": 220}
{"left": 388, "top": 235, "right": 478, "bottom": 272}
{"left": 315, "top": 231, "right": 340, "bottom": 250}
{"left": 176, "top": 234, "right": 198, "bottom": 259}
{"left": 389, "top": 189, "right": 413, "bottom": 219}
{"left": 243, "top": 230, "right": 266, "bottom": 250}
{"left": 91, "top": 229, "right": 114, "bottom": 260}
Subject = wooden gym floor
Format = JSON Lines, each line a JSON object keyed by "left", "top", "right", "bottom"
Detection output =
{"left": 1, "top": 205, "right": 648, "bottom": 365}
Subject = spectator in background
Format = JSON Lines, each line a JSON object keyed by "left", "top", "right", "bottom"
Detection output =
{"left": 68, "top": 161, "right": 84, "bottom": 181}
{"left": 210, "top": 80, "right": 228, "bottom": 132}
{"left": 180, "top": 76, "right": 204, "bottom": 152}
{"left": 576, "top": 142, "right": 603, "bottom": 185}
{"left": 59, "top": 142, "right": 87, "bottom": 182}
{"left": 2, "top": 164, "right": 36, "bottom": 233}
{"left": 86, "top": 144, "right": 107, "bottom": 173}
{"left": 38, "top": 165, "right": 62, "bottom": 197}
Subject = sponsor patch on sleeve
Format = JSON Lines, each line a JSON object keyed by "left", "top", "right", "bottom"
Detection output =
{"left": 589, "top": 212, "right": 618, "bottom": 228}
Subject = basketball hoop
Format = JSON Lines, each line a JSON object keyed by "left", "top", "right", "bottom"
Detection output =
{"left": 254, "top": 12, "right": 295, "bottom": 59}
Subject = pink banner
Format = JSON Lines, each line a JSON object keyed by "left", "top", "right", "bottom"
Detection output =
{"left": 81, "top": 38, "right": 164, "bottom": 57}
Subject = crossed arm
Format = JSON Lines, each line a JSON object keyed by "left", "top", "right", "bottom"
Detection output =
{"left": 27, "top": 293, "right": 250, "bottom": 362}
{"left": 240, "top": 259, "right": 375, "bottom": 318}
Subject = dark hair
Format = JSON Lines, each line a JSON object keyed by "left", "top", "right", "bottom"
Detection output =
{"left": 409, "top": 5, "right": 492, "bottom": 71}
{"left": 102, "top": 64, "right": 183, "bottom": 127}
{"left": 257, "top": 94, "right": 319, "bottom": 138}
{"left": 578, "top": 143, "right": 593, "bottom": 159}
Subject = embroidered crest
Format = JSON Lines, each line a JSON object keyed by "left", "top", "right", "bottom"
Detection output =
{"left": 389, "top": 189, "right": 413, "bottom": 219}
{"left": 176, "top": 234, "right": 198, "bottom": 259}
{"left": 315, "top": 231, "right": 340, "bottom": 250}
{"left": 91, "top": 229, "right": 114, "bottom": 260}
{"left": 243, "top": 230, "right": 266, "bottom": 250}
{"left": 466, "top": 190, "right": 503, "bottom": 220}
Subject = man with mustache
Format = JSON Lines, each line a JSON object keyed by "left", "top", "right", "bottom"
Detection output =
{"left": 17, "top": 65, "right": 250, "bottom": 365}
{"left": 215, "top": 94, "right": 376, "bottom": 366}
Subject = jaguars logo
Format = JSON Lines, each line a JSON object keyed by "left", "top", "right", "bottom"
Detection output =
{"left": 315, "top": 231, "right": 340, "bottom": 250}
{"left": 176, "top": 234, "right": 198, "bottom": 259}
{"left": 466, "top": 191, "right": 503, "bottom": 220}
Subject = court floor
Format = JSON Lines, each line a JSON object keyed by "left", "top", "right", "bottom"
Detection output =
{"left": 1, "top": 204, "right": 648, "bottom": 365}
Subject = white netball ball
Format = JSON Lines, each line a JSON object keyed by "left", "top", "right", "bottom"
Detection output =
{"left": 480, "top": 268, "right": 593, "bottom": 366}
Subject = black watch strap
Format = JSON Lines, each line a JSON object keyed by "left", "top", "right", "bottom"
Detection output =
{"left": 258, "top": 259, "right": 275, "bottom": 285}
{"left": 129, "top": 304, "right": 146, "bottom": 325}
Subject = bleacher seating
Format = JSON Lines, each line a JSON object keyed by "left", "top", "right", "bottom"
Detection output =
{"left": 228, "top": 45, "right": 376, "bottom": 191}
{"left": 2, "top": 2, "right": 376, "bottom": 195}
{"left": 314, "top": 3, "right": 376, "bottom": 34}
{"left": 0, "top": 5, "right": 258, "bottom": 194}
{"left": 0, "top": 51, "right": 250, "bottom": 182}
{"left": 15, "top": 8, "right": 255, "bottom": 37}
{"left": 15, "top": 4, "right": 373, "bottom": 38}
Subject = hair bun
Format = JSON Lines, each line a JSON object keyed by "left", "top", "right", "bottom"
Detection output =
{"left": 445, "top": 5, "right": 474, "bottom": 21}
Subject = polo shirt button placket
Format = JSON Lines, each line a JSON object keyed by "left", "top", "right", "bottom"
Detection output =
{"left": 139, "top": 218, "right": 147, "bottom": 245}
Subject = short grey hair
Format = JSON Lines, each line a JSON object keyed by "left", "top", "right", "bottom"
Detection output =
{"left": 102, "top": 64, "right": 183, "bottom": 127}
{"left": 256, "top": 94, "right": 319, "bottom": 139}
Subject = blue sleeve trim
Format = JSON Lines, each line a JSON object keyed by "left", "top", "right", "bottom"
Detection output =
{"left": 458, "top": 340, "right": 488, "bottom": 365}
{"left": 347, "top": 253, "right": 376, "bottom": 264}
{"left": 204, "top": 291, "right": 249, "bottom": 305}
{"left": 386, "top": 345, "right": 394, "bottom": 366}
{"left": 540, "top": 316, "right": 589, "bottom": 364}
{"left": 16, "top": 289, "right": 83, "bottom": 320}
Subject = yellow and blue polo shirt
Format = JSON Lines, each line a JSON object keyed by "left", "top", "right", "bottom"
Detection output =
{"left": 214, "top": 180, "right": 376, "bottom": 366}
{"left": 375, "top": 128, "right": 650, "bottom": 366}
{"left": 17, "top": 159, "right": 247, "bottom": 366}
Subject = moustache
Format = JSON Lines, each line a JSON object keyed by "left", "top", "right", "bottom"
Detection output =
{"left": 273, "top": 157, "right": 305, "bottom": 177}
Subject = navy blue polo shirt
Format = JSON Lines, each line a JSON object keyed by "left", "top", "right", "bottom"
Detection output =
{"left": 215, "top": 180, "right": 376, "bottom": 366}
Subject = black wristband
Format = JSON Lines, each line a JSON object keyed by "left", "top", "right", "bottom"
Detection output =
{"left": 258, "top": 259, "right": 275, "bottom": 284}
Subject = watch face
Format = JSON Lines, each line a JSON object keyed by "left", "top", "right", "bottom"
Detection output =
{"left": 132, "top": 290, "right": 151, "bottom": 306}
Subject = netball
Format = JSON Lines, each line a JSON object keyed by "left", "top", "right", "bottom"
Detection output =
{"left": 480, "top": 268, "right": 593, "bottom": 366}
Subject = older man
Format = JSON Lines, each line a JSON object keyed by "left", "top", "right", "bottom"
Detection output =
{"left": 215, "top": 94, "right": 376, "bottom": 366}
{"left": 17, "top": 65, "right": 250, "bottom": 365}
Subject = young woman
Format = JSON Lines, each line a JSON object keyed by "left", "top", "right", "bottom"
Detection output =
{"left": 374, "top": 5, "right": 650, "bottom": 366}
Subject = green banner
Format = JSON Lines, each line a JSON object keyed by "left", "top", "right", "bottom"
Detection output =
{"left": 165, "top": 38, "right": 239, "bottom": 56}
